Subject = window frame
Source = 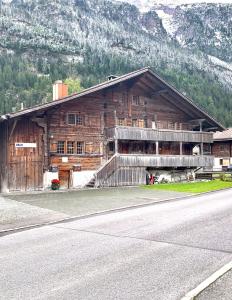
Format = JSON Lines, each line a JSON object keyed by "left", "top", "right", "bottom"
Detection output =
{"left": 132, "top": 95, "right": 140, "bottom": 106}
{"left": 76, "top": 114, "right": 84, "bottom": 126}
{"left": 67, "top": 113, "right": 76, "bottom": 125}
{"left": 132, "top": 119, "right": 138, "bottom": 127}
{"left": 77, "top": 141, "right": 85, "bottom": 155}
{"left": 118, "top": 118, "right": 125, "bottom": 126}
{"left": 67, "top": 113, "right": 85, "bottom": 126}
{"left": 57, "top": 141, "right": 65, "bottom": 154}
{"left": 67, "top": 141, "right": 75, "bottom": 154}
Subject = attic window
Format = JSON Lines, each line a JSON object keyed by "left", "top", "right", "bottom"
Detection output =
{"left": 132, "top": 95, "right": 140, "bottom": 105}
{"left": 67, "top": 114, "right": 76, "bottom": 125}
{"left": 67, "top": 113, "right": 84, "bottom": 126}
{"left": 76, "top": 114, "right": 84, "bottom": 125}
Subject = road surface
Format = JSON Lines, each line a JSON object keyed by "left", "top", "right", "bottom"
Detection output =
{"left": 1, "top": 189, "right": 232, "bottom": 300}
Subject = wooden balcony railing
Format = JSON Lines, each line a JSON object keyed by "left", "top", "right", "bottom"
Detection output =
{"left": 105, "top": 126, "right": 213, "bottom": 144}
{"left": 117, "top": 154, "right": 214, "bottom": 168}
{"left": 94, "top": 153, "right": 214, "bottom": 187}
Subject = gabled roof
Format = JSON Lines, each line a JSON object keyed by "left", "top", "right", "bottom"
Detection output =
{"left": 214, "top": 128, "right": 232, "bottom": 141}
{"left": 0, "top": 67, "right": 225, "bottom": 130}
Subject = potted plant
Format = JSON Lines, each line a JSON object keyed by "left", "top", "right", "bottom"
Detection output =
{"left": 51, "top": 179, "right": 60, "bottom": 190}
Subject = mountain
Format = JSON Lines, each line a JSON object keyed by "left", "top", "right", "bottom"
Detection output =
{"left": 0, "top": 0, "right": 232, "bottom": 126}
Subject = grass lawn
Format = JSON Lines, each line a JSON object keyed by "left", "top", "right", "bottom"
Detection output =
{"left": 143, "top": 180, "right": 232, "bottom": 194}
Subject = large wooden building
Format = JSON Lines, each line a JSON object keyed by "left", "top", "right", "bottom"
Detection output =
{"left": 0, "top": 68, "right": 224, "bottom": 192}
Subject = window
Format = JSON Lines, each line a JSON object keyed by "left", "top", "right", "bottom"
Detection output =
{"left": 67, "top": 141, "right": 75, "bottom": 154}
{"left": 76, "top": 114, "right": 84, "bottom": 125}
{"left": 57, "top": 141, "right": 65, "bottom": 154}
{"left": 109, "top": 142, "right": 114, "bottom": 152}
{"left": 119, "top": 93, "right": 126, "bottom": 103}
{"left": 67, "top": 114, "right": 84, "bottom": 125}
{"left": 220, "top": 145, "right": 225, "bottom": 152}
{"left": 132, "top": 95, "right": 140, "bottom": 105}
{"left": 132, "top": 119, "right": 138, "bottom": 127}
{"left": 138, "top": 119, "right": 145, "bottom": 128}
{"left": 67, "top": 114, "right": 76, "bottom": 125}
{"left": 77, "top": 142, "right": 84, "bottom": 154}
{"left": 220, "top": 159, "right": 223, "bottom": 165}
{"left": 118, "top": 118, "right": 125, "bottom": 126}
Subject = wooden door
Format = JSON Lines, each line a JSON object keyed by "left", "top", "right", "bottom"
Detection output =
{"left": 8, "top": 158, "right": 43, "bottom": 191}
{"left": 8, "top": 118, "right": 44, "bottom": 192}
{"left": 59, "top": 170, "right": 70, "bottom": 188}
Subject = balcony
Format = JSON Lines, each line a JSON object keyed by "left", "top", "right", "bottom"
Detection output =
{"left": 105, "top": 126, "right": 213, "bottom": 144}
{"left": 94, "top": 153, "right": 214, "bottom": 188}
{"left": 117, "top": 154, "right": 214, "bottom": 168}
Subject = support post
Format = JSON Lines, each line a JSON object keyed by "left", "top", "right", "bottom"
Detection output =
{"left": 156, "top": 141, "right": 159, "bottom": 155}
{"left": 115, "top": 139, "right": 118, "bottom": 154}
{"left": 180, "top": 142, "right": 183, "bottom": 156}
{"left": 201, "top": 143, "right": 204, "bottom": 156}
{"left": 114, "top": 110, "right": 117, "bottom": 126}
{"left": 199, "top": 121, "right": 203, "bottom": 132}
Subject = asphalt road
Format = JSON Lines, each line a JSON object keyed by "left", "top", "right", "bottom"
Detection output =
{"left": 197, "top": 269, "right": 232, "bottom": 300}
{"left": 1, "top": 189, "right": 232, "bottom": 300}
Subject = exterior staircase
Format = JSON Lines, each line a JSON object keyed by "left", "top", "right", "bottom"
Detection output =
{"left": 85, "top": 154, "right": 118, "bottom": 188}
{"left": 85, "top": 177, "right": 96, "bottom": 188}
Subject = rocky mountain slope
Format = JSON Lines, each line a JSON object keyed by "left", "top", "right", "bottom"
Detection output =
{"left": 0, "top": 0, "right": 232, "bottom": 125}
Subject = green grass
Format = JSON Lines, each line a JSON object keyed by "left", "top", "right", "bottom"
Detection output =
{"left": 143, "top": 180, "right": 232, "bottom": 194}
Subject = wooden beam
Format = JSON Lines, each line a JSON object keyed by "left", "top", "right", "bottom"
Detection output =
{"left": 139, "top": 76, "right": 157, "bottom": 91}
{"left": 151, "top": 89, "right": 169, "bottom": 97}
{"left": 9, "top": 119, "right": 18, "bottom": 140}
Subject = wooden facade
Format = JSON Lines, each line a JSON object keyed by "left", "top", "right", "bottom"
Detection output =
{"left": 0, "top": 68, "right": 224, "bottom": 192}
{"left": 212, "top": 129, "right": 232, "bottom": 171}
{"left": 0, "top": 122, "right": 8, "bottom": 192}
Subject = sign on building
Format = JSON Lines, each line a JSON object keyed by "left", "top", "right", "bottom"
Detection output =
{"left": 15, "top": 143, "right": 37, "bottom": 148}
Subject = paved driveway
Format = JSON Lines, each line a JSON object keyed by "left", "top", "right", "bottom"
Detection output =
{"left": 5, "top": 187, "right": 189, "bottom": 217}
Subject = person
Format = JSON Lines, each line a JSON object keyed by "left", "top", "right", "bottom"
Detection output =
{"left": 149, "top": 174, "right": 154, "bottom": 185}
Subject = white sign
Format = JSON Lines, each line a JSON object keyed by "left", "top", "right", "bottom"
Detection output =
{"left": 15, "top": 143, "right": 37, "bottom": 148}
{"left": 62, "top": 157, "right": 68, "bottom": 163}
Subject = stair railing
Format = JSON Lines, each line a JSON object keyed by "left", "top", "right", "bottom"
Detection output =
{"left": 95, "top": 154, "right": 118, "bottom": 187}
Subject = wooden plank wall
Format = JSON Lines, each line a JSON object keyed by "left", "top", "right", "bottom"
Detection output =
{"left": 48, "top": 95, "right": 104, "bottom": 171}
{"left": 8, "top": 118, "right": 44, "bottom": 191}
{"left": 0, "top": 122, "right": 8, "bottom": 192}
{"left": 212, "top": 141, "right": 232, "bottom": 158}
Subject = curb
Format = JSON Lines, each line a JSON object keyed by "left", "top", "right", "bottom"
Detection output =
{"left": 1, "top": 187, "right": 231, "bottom": 237}
{"left": 181, "top": 261, "right": 232, "bottom": 300}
